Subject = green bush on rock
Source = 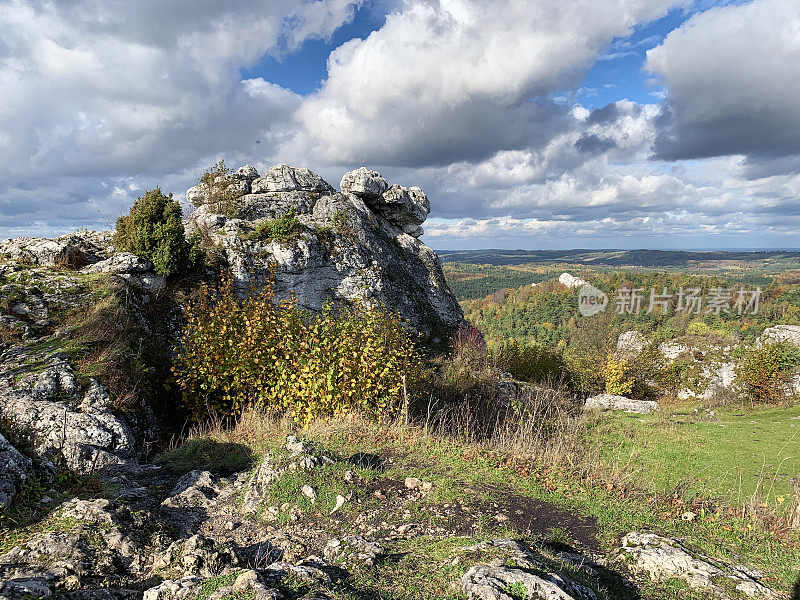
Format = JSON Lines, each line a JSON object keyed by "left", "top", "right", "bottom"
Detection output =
{"left": 114, "top": 187, "right": 200, "bottom": 277}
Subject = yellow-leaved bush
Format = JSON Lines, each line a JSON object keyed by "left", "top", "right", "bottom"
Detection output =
{"left": 173, "top": 274, "right": 421, "bottom": 424}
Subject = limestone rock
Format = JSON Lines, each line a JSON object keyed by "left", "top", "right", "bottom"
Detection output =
{"left": 251, "top": 164, "right": 333, "bottom": 194}
{"left": 619, "top": 532, "right": 776, "bottom": 598}
{"left": 366, "top": 185, "right": 430, "bottom": 237}
{"left": 186, "top": 163, "right": 464, "bottom": 340}
{"left": 0, "top": 362, "right": 135, "bottom": 473}
{"left": 616, "top": 331, "right": 648, "bottom": 357}
{"left": 81, "top": 253, "right": 152, "bottom": 275}
{"left": 584, "top": 394, "right": 659, "bottom": 415}
{"left": 757, "top": 324, "right": 800, "bottom": 348}
{"left": 462, "top": 564, "right": 598, "bottom": 600}
{"left": 558, "top": 272, "right": 588, "bottom": 289}
{"left": 0, "top": 231, "right": 113, "bottom": 268}
{"left": 187, "top": 165, "right": 260, "bottom": 207}
{"left": 460, "top": 540, "right": 598, "bottom": 600}
{"left": 0, "top": 432, "right": 33, "bottom": 510}
{"left": 339, "top": 167, "right": 388, "bottom": 199}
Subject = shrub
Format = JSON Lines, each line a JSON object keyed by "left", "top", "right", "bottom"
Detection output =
{"left": 602, "top": 354, "right": 634, "bottom": 396}
{"left": 244, "top": 209, "right": 302, "bottom": 244}
{"left": 739, "top": 342, "right": 800, "bottom": 404}
{"left": 115, "top": 187, "right": 200, "bottom": 277}
{"left": 198, "top": 159, "right": 242, "bottom": 217}
{"left": 492, "top": 340, "right": 565, "bottom": 384}
{"left": 173, "top": 275, "right": 421, "bottom": 424}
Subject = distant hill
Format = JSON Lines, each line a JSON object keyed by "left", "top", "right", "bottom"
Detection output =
{"left": 437, "top": 248, "right": 800, "bottom": 268}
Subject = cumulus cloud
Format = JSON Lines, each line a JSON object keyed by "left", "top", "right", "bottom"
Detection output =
{"left": 647, "top": 0, "right": 800, "bottom": 160}
{"left": 284, "top": 0, "right": 685, "bottom": 167}
{"left": 0, "top": 0, "right": 360, "bottom": 236}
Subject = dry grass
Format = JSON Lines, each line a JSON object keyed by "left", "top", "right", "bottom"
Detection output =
{"left": 66, "top": 277, "right": 151, "bottom": 409}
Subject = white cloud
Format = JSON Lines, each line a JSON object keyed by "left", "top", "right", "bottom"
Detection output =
{"left": 647, "top": 0, "right": 800, "bottom": 160}
{"left": 0, "top": 0, "right": 360, "bottom": 236}
{"left": 284, "top": 0, "right": 686, "bottom": 167}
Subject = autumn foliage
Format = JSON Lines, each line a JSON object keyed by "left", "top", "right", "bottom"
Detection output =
{"left": 173, "top": 275, "right": 421, "bottom": 424}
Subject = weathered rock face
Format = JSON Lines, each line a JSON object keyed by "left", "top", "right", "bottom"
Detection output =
{"left": 0, "top": 359, "right": 136, "bottom": 473}
{"left": 0, "top": 433, "right": 32, "bottom": 510}
{"left": 253, "top": 164, "right": 333, "bottom": 195}
{"left": 186, "top": 164, "right": 464, "bottom": 341}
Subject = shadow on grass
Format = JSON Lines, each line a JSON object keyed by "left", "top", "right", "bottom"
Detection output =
{"left": 792, "top": 575, "right": 800, "bottom": 600}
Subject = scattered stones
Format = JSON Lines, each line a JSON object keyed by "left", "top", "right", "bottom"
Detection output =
{"left": 584, "top": 394, "right": 659, "bottom": 415}
{"left": 324, "top": 536, "right": 384, "bottom": 567}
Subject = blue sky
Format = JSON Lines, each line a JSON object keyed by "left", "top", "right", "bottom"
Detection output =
{"left": 1, "top": 0, "right": 798, "bottom": 250}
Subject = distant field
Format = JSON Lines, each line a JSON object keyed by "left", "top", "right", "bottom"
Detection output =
{"left": 440, "top": 248, "right": 800, "bottom": 301}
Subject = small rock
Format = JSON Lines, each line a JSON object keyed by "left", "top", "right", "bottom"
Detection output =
{"left": 301, "top": 485, "right": 317, "bottom": 503}
{"left": 404, "top": 477, "right": 422, "bottom": 490}
{"left": 330, "top": 494, "right": 346, "bottom": 515}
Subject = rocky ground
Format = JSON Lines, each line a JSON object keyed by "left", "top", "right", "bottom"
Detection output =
{"left": 0, "top": 431, "right": 786, "bottom": 600}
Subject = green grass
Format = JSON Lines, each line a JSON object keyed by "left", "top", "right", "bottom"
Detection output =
{"left": 589, "top": 402, "right": 800, "bottom": 509}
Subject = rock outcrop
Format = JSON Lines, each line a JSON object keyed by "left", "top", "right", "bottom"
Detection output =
{"left": 0, "top": 433, "right": 32, "bottom": 510}
{"left": 558, "top": 272, "right": 588, "bottom": 289}
{"left": 0, "top": 231, "right": 113, "bottom": 268}
{"left": 618, "top": 532, "right": 777, "bottom": 598}
{"left": 758, "top": 324, "right": 800, "bottom": 348}
{"left": 0, "top": 359, "right": 136, "bottom": 473}
{"left": 186, "top": 163, "right": 463, "bottom": 340}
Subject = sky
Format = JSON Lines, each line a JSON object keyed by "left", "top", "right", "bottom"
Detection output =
{"left": 0, "top": 0, "right": 798, "bottom": 250}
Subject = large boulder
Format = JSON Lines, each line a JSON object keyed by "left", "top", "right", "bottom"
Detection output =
{"left": 364, "top": 184, "right": 430, "bottom": 238}
{"left": 584, "top": 394, "right": 659, "bottom": 415}
{"left": 186, "top": 163, "right": 464, "bottom": 341}
{"left": 339, "top": 167, "right": 388, "bottom": 199}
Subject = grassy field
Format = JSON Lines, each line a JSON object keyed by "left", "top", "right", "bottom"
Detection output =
{"left": 589, "top": 402, "right": 800, "bottom": 514}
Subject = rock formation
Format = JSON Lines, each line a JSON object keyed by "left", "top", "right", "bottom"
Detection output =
{"left": 186, "top": 163, "right": 464, "bottom": 341}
